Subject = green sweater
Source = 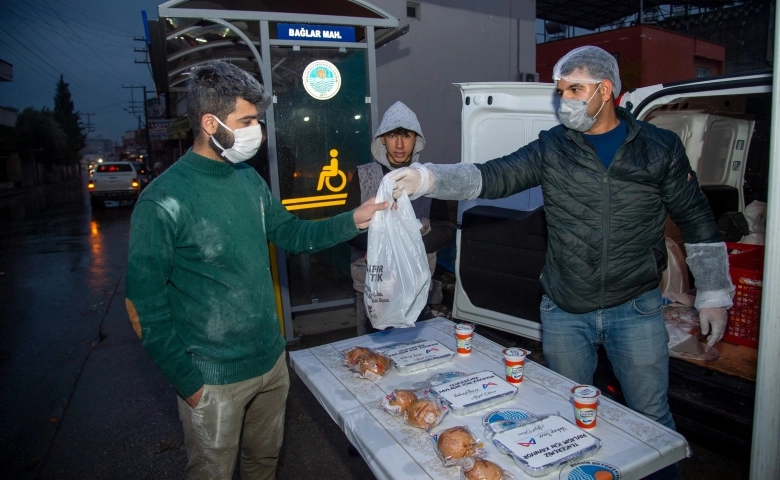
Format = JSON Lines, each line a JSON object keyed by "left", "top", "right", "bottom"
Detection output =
{"left": 126, "top": 150, "right": 360, "bottom": 398}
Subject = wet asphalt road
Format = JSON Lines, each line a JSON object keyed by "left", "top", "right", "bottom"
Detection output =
{"left": 0, "top": 177, "right": 749, "bottom": 479}
{"left": 0, "top": 178, "right": 373, "bottom": 479}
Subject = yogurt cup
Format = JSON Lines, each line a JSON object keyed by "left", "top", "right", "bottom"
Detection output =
{"left": 454, "top": 323, "right": 475, "bottom": 355}
{"left": 503, "top": 348, "right": 526, "bottom": 384}
{"left": 571, "top": 385, "right": 600, "bottom": 428}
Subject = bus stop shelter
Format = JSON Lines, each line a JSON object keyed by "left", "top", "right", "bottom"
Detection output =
{"left": 148, "top": 0, "right": 400, "bottom": 341}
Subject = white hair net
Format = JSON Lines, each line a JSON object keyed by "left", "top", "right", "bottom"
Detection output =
{"left": 553, "top": 46, "right": 621, "bottom": 98}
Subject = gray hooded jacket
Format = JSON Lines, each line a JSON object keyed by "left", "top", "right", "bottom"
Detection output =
{"left": 349, "top": 102, "right": 453, "bottom": 287}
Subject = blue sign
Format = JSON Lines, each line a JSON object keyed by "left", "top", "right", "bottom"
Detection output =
{"left": 278, "top": 23, "right": 356, "bottom": 43}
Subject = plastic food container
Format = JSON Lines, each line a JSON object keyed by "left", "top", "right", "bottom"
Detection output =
{"left": 570, "top": 385, "right": 600, "bottom": 429}
{"left": 455, "top": 323, "right": 475, "bottom": 355}
{"left": 380, "top": 340, "right": 455, "bottom": 373}
{"left": 492, "top": 414, "right": 601, "bottom": 477}
{"left": 432, "top": 371, "right": 517, "bottom": 416}
{"left": 503, "top": 348, "right": 526, "bottom": 384}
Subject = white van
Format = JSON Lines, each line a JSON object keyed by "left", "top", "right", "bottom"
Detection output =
{"left": 451, "top": 72, "right": 771, "bottom": 456}
{"left": 87, "top": 161, "right": 142, "bottom": 209}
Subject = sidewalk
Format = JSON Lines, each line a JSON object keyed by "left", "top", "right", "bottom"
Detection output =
{"left": 36, "top": 273, "right": 375, "bottom": 479}
{"left": 38, "top": 274, "right": 186, "bottom": 479}
{"left": 0, "top": 178, "right": 83, "bottom": 199}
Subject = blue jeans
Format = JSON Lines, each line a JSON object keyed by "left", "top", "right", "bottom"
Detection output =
{"left": 540, "top": 288, "right": 675, "bottom": 431}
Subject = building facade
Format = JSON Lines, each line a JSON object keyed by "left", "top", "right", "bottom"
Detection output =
{"left": 537, "top": 24, "right": 725, "bottom": 94}
{"left": 372, "top": 0, "right": 537, "bottom": 165}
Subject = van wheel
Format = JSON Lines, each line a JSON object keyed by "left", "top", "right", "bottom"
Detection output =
{"left": 90, "top": 198, "right": 104, "bottom": 210}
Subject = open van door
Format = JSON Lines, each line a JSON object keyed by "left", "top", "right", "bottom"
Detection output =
{"left": 620, "top": 74, "right": 772, "bottom": 222}
{"left": 452, "top": 83, "right": 559, "bottom": 340}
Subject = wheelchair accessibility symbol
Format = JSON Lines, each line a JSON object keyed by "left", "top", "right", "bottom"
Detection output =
{"left": 281, "top": 148, "right": 349, "bottom": 211}
{"left": 317, "top": 149, "right": 347, "bottom": 192}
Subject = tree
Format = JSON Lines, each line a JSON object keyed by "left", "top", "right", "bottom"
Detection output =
{"left": 53, "top": 75, "right": 85, "bottom": 164}
{"left": 16, "top": 107, "right": 68, "bottom": 165}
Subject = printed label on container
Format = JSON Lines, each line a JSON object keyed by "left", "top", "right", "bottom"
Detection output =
{"left": 574, "top": 406, "right": 597, "bottom": 427}
{"left": 381, "top": 340, "right": 454, "bottom": 368}
{"left": 493, "top": 415, "right": 600, "bottom": 470}
{"left": 457, "top": 337, "right": 472, "bottom": 351}
{"left": 432, "top": 371, "right": 517, "bottom": 410}
{"left": 506, "top": 364, "right": 524, "bottom": 382}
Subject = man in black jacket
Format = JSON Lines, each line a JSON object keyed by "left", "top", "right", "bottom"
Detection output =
{"left": 388, "top": 46, "right": 732, "bottom": 468}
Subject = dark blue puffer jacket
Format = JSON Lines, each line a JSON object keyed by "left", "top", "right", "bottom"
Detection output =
{"left": 476, "top": 107, "right": 720, "bottom": 313}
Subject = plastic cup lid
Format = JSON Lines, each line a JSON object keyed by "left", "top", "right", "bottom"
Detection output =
{"left": 571, "top": 385, "right": 600, "bottom": 400}
{"left": 461, "top": 457, "right": 476, "bottom": 471}
{"left": 503, "top": 348, "right": 526, "bottom": 360}
{"left": 455, "top": 323, "right": 474, "bottom": 334}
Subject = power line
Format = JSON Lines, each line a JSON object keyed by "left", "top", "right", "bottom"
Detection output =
{"left": 0, "top": 37, "right": 61, "bottom": 86}
{"left": 4, "top": 1, "right": 129, "bottom": 85}
{"left": 0, "top": 25, "right": 103, "bottom": 98}
{"left": 0, "top": 20, "right": 123, "bottom": 90}
{"left": 0, "top": 0, "right": 132, "bottom": 49}
{"left": 0, "top": 35, "right": 128, "bottom": 111}
{"left": 39, "top": 0, "right": 136, "bottom": 81}
{"left": 48, "top": 0, "right": 141, "bottom": 37}
{"left": 0, "top": 2, "right": 152, "bottom": 142}
{"left": 0, "top": 36, "right": 133, "bottom": 141}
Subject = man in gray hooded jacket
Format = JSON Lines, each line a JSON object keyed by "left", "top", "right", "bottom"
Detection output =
{"left": 348, "top": 101, "right": 454, "bottom": 335}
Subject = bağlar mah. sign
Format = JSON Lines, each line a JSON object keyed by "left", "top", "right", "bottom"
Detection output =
{"left": 277, "top": 23, "right": 356, "bottom": 43}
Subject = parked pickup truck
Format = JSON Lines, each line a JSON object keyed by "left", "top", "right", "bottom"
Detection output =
{"left": 451, "top": 72, "right": 771, "bottom": 459}
{"left": 87, "top": 161, "right": 142, "bottom": 209}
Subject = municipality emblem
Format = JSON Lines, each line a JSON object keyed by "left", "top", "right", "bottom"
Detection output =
{"left": 302, "top": 60, "right": 341, "bottom": 100}
{"left": 560, "top": 461, "right": 621, "bottom": 480}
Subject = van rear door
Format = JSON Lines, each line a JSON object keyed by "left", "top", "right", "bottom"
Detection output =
{"left": 452, "top": 83, "right": 558, "bottom": 339}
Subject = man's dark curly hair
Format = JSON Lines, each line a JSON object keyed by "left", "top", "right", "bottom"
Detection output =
{"left": 186, "top": 61, "right": 271, "bottom": 136}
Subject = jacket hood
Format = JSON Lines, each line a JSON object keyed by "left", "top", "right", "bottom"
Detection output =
{"left": 371, "top": 101, "right": 425, "bottom": 169}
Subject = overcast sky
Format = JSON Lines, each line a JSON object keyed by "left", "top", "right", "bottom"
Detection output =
{"left": 0, "top": 0, "right": 161, "bottom": 144}
{"left": 0, "top": 1, "right": 562, "bottom": 146}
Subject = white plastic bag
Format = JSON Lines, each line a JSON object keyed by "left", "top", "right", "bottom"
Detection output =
{"left": 364, "top": 177, "right": 431, "bottom": 329}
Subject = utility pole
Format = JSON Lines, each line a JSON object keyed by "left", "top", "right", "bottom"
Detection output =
{"left": 80, "top": 113, "right": 95, "bottom": 135}
{"left": 134, "top": 36, "right": 150, "bottom": 65}
{"left": 122, "top": 85, "right": 152, "bottom": 168}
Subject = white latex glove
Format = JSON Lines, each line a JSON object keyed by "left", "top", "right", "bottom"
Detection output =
{"left": 387, "top": 164, "right": 430, "bottom": 200}
{"left": 699, "top": 307, "right": 728, "bottom": 350}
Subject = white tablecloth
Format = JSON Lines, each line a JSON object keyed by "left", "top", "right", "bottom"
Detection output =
{"left": 289, "top": 318, "right": 689, "bottom": 480}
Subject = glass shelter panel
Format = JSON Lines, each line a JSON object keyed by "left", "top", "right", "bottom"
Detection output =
{"left": 271, "top": 47, "right": 371, "bottom": 307}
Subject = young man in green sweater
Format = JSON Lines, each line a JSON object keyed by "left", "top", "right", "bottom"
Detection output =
{"left": 125, "top": 61, "right": 386, "bottom": 480}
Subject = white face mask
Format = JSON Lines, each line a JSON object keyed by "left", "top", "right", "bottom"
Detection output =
{"left": 210, "top": 116, "right": 263, "bottom": 164}
{"left": 558, "top": 82, "right": 605, "bottom": 133}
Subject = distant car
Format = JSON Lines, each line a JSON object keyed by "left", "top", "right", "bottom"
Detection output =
{"left": 87, "top": 162, "right": 142, "bottom": 209}
{"left": 130, "top": 161, "right": 155, "bottom": 190}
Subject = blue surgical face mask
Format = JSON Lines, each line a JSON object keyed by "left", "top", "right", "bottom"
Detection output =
{"left": 558, "top": 82, "right": 605, "bottom": 133}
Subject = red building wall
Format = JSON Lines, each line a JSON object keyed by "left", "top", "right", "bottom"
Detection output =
{"left": 537, "top": 25, "right": 725, "bottom": 95}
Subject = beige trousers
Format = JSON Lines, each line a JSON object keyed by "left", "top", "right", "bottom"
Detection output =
{"left": 177, "top": 353, "right": 289, "bottom": 480}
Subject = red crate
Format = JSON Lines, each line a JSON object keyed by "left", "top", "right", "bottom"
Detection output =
{"left": 725, "top": 242, "right": 765, "bottom": 270}
{"left": 723, "top": 266, "right": 763, "bottom": 349}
